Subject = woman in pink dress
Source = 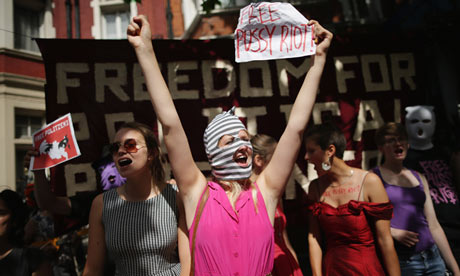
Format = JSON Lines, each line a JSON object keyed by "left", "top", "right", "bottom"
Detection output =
{"left": 127, "top": 15, "right": 332, "bottom": 275}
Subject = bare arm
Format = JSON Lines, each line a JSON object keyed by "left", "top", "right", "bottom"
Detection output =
{"left": 83, "top": 194, "right": 106, "bottom": 276}
{"left": 24, "top": 150, "right": 72, "bottom": 215}
{"left": 258, "top": 21, "right": 332, "bottom": 213}
{"left": 420, "top": 173, "right": 460, "bottom": 275}
{"left": 127, "top": 15, "right": 206, "bottom": 204}
{"left": 390, "top": 227, "right": 419, "bottom": 248}
{"left": 307, "top": 180, "right": 323, "bottom": 276}
{"left": 364, "top": 173, "right": 401, "bottom": 276}
{"left": 177, "top": 194, "right": 191, "bottom": 276}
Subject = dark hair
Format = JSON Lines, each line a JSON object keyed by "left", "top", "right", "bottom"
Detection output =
{"left": 0, "top": 189, "right": 29, "bottom": 246}
{"left": 304, "top": 123, "right": 346, "bottom": 159}
{"left": 374, "top": 122, "right": 408, "bottom": 146}
{"left": 119, "top": 122, "right": 165, "bottom": 184}
{"left": 250, "top": 134, "right": 277, "bottom": 163}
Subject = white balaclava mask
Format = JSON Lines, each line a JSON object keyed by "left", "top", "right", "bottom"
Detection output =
{"left": 203, "top": 107, "right": 253, "bottom": 180}
{"left": 405, "top": 105, "right": 436, "bottom": 150}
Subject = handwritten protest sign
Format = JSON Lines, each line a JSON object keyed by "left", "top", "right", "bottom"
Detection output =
{"left": 234, "top": 2, "right": 316, "bottom": 63}
{"left": 29, "top": 113, "right": 81, "bottom": 171}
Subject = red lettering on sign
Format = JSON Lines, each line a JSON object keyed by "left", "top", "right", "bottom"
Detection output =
{"left": 249, "top": 28, "right": 260, "bottom": 52}
{"left": 265, "top": 25, "right": 276, "bottom": 55}
{"left": 268, "top": 4, "right": 280, "bottom": 22}
{"left": 294, "top": 26, "right": 303, "bottom": 49}
{"left": 235, "top": 29, "right": 244, "bottom": 58}
{"left": 258, "top": 28, "right": 268, "bottom": 53}
{"left": 280, "top": 25, "right": 290, "bottom": 52}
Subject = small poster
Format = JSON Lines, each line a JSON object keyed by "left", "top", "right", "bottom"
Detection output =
{"left": 234, "top": 2, "right": 316, "bottom": 63}
{"left": 29, "top": 113, "right": 81, "bottom": 171}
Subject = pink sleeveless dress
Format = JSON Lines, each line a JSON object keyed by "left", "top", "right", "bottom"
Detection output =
{"left": 189, "top": 181, "right": 274, "bottom": 276}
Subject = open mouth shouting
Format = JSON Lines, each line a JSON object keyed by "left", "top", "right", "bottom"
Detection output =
{"left": 233, "top": 147, "right": 252, "bottom": 167}
{"left": 393, "top": 147, "right": 405, "bottom": 158}
{"left": 118, "top": 158, "right": 133, "bottom": 167}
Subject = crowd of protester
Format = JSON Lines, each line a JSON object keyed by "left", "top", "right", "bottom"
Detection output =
{"left": 1, "top": 15, "right": 460, "bottom": 276}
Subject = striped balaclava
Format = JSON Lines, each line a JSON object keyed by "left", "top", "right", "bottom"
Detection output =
{"left": 203, "top": 107, "right": 253, "bottom": 180}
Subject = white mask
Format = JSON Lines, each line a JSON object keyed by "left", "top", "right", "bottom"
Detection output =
{"left": 405, "top": 105, "right": 435, "bottom": 150}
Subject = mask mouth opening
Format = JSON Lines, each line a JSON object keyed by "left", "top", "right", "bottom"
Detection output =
{"left": 119, "top": 158, "right": 132, "bottom": 167}
{"left": 417, "top": 128, "right": 424, "bottom": 136}
{"left": 233, "top": 146, "right": 251, "bottom": 167}
{"left": 108, "top": 175, "right": 116, "bottom": 183}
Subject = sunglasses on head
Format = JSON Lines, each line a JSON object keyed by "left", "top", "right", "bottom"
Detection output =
{"left": 109, "top": 138, "right": 144, "bottom": 154}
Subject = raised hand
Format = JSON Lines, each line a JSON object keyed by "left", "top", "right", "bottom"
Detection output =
{"left": 127, "top": 15, "right": 154, "bottom": 52}
{"left": 308, "top": 20, "right": 333, "bottom": 57}
{"left": 24, "top": 149, "right": 39, "bottom": 170}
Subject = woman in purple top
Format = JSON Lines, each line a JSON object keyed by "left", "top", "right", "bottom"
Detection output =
{"left": 374, "top": 122, "right": 460, "bottom": 276}
{"left": 127, "top": 15, "right": 332, "bottom": 275}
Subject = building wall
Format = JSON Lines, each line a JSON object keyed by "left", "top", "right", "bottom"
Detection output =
{"left": 0, "top": 0, "right": 48, "bottom": 192}
{"left": 0, "top": 50, "right": 46, "bottom": 192}
{"left": 0, "top": 0, "right": 186, "bottom": 193}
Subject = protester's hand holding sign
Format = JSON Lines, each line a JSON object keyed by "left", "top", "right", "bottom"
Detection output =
{"left": 309, "top": 19, "right": 332, "bottom": 57}
{"left": 235, "top": 2, "right": 327, "bottom": 62}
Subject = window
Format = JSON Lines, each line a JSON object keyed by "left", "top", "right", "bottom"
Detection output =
{"left": 102, "top": 10, "right": 130, "bottom": 39}
{"left": 14, "top": 5, "right": 41, "bottom": 52}
{"left": 15, "top": 114, "right": 44, "bottom": 139}
{"left": 15, "top": 148, "right": 29, "bottom": 195}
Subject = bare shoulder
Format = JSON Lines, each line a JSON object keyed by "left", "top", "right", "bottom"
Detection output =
{"left": 362, "top": 170, "right": 388, "bottom": 203}
{"left": 90, "top": 193, "right": 104, "bottom": 212}
{"left": 363, "top": 170, "right": 384, "bottom": 187}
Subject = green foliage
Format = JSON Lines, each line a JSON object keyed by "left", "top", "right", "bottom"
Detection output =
{"left": 201, "top": 0, "right": 221, "bottom": 14}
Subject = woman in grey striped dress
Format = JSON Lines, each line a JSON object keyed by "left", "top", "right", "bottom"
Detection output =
{"left": 83, "top": 122, "right": 190, "bottom": 276}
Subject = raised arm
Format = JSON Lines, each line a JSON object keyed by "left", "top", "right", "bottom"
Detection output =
{"left": 127, "top": 16, "right": 205, "bottom": 199}
{"left": 258, "top": 20, "right": 332, "bottom": 205}
{"left": 364, "top": 173, "right": 401, "bottom": 276}
{"left": 420, "top": 173, "right": 460, "bottom": 276}
{"left": 24, "top": 150, "right": 72, "bottom": 215}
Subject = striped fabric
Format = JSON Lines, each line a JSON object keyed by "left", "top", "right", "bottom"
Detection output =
{"left": 102, "top": 185, "right": 181, "bottom": 276}
{"left": 203, "top": 107, "right": 253, "bottom": 180}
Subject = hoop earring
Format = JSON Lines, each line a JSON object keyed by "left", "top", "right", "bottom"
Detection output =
{"left": 322, "top": 160, "right": 331, "bottom": 171}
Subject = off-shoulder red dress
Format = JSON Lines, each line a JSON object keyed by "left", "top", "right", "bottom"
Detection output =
{"left": 309, "top": 200, "right": 393, "bottom": 275}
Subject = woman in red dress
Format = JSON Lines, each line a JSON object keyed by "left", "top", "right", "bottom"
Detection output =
{"left": 304, "top": 124, "right": 400, "bottom": 276}
{"left": 250, "top": 134, "right": 303, "bottom": 276}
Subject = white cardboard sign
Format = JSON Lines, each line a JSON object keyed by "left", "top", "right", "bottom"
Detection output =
{"left": 234, "top": 2, "right": 316, "bottom": 63}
